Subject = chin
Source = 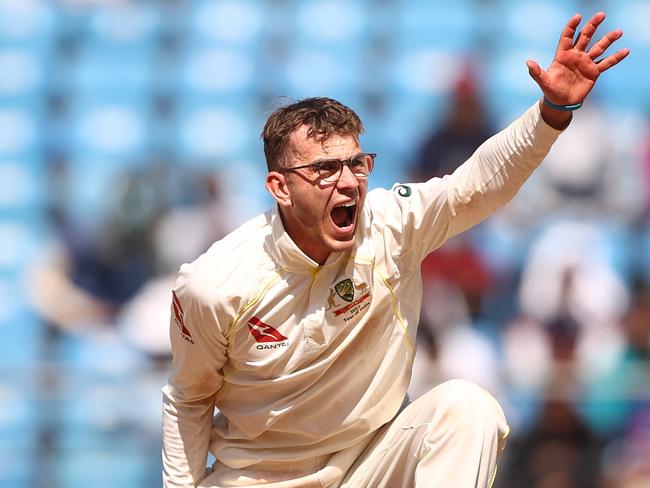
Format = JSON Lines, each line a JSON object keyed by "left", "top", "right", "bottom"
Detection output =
{"left": 325, "top": 235, "right": 357, "bottom": 253}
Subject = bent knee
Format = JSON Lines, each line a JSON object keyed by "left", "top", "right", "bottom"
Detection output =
{"left": 427, "top": 379, "right": 509, "bottom": 440}
{"left": 431, "top": 379, "right": 495, "bottom": 407}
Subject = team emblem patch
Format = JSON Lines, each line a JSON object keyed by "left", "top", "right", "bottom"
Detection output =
{"left": 327, "top": 279, "right": 372, "bottom": 321}
{"left": 335, "top": 279, "right": 355, "bottom": 302}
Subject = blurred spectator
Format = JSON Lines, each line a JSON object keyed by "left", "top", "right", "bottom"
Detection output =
{"left": 411, "top": 64, "right": 494, "bottom": 181}
{"left": 476, "top": 102, "right": 646, "bottom": 301}
{"left": 510, "top": 103, "right": 645, "bottom": 225}
{"left": 507, "top": 228, "right": 628, "bottom": 416}
{"left": 408, "top": 66, "right": 501, "bottom": 400}
{"left": 117, "top": 171, "right": 237, "bottom": 357}
{"left": 500, "top": 273, "right": 602, "bottom": 488}
{"left": 27, "top": 161, "right": 234, "bottom": 357}
{"left": 518, "top": 221, "right": 629, "bottom": 366}
{"left": 421, "top": 234, "right": 492, "bottom": 319}
{"left": 500, "top": 392, "right": 601, "bottom": 488}
{"left": 582, "top": 275, "right": 650, "bottom": 437}
{"left": 409, "top": 246, "right": 501, "bottom": 400}
{"left": 28, "top": 161, "right": 164, "bottom": 334}
{"left": 642, "top": 116, "right": 650, "bottom": 215}
{"left": 600, "top": 409, "right": 650, "bottom": 488}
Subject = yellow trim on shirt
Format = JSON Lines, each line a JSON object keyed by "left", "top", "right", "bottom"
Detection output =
{"left": 377, "top": 268, "right": 415, "bottom": 356}
{"left": 227, "top": 268, "right": 286, "bottom": 340}
{"left": 489, "top": 465, "right": 498, "bottom": 488}
{"left": 352, "top": 254, "right": 415, "bottom": 356}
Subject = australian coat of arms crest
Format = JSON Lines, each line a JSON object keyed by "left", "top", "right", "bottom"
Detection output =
{"left": 334, "top": 278, "right": 355, "bottom": 302}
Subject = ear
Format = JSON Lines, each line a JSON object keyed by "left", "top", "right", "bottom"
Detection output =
{"left": 265, "top": 171, "right": 292, "bottom": 208}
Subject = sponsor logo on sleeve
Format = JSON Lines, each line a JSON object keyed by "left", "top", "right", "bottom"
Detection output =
{"left": 394, "top": 184, "right": 412, "bottom": 197}
{"left": 172, "top": 291, "right": 195, "bottom": 344}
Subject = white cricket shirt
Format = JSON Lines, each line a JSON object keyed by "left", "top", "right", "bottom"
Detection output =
{"left": 162, "top": 103, "right": 564, "bottom": 487}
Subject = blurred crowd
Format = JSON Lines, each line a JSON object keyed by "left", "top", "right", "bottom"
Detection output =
{"left": 407, "top": 73, "right": 650, "bottom": 487}
{"left": 1, "top": 0, "right": 649, "bottom": 487}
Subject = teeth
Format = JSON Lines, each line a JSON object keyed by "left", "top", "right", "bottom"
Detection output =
{"left": 337, "top": 202, "right": 356, "bottom": 208}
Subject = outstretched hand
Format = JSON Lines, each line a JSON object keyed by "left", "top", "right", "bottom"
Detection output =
{"left": 526, "top": 12, "right": 629, "bottom": 106}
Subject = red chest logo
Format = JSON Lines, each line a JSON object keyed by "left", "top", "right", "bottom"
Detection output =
{"left": 247, "top": 317, "right": 288, "bottom": 343}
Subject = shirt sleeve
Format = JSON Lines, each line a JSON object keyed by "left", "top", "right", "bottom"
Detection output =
{"left": 372, "top": 102, "right": 564, "bottom": 266}
{"left": 162, "top": 262, "right": 231, "bottom": 487}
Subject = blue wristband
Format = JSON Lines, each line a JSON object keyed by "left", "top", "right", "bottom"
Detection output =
{"left": 543, "top": 97, "right": 583, "bottom": 111}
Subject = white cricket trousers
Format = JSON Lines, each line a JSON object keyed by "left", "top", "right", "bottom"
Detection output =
{"left": 198, "top": 379, "right": 509, "bottom": 488}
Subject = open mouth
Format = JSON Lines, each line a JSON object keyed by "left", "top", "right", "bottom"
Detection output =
{"left": 330, "top": 202, "right": 357, "bottom": 230}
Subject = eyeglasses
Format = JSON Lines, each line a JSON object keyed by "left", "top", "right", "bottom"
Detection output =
{"left": 281, "top": 152, "right": 376, "bottom": 183}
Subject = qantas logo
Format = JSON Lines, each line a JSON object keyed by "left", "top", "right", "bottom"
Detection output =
{"left": 247, "top": 317, "right": 287, "bottom": 342}
{"left": 172, "top": 291, "right": 194, "bottom": 344}
{"left": 247, "top": 317, "right": 289, "bottom": 350}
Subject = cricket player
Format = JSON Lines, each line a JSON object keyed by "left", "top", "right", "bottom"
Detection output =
{"left": 162, "top": 13, "right": 628, "bottom": 487}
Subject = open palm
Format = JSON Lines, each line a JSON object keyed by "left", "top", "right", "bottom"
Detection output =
{"left": 526, "top": 12, "right": 630, "bottom": 106}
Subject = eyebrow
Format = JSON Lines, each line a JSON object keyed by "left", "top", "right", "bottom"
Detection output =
{"left": 313, "top": 157, "right": 341, "bottom": 164}
{"left": 314, "top": 152, "right": 363, "bottom": 163}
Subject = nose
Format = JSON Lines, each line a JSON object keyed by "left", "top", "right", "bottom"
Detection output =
{"left": 336, "top": 163, "right": 359, "bottom": 190}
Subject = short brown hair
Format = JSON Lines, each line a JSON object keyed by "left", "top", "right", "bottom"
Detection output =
{"left": 262, "top": 97, "right": 364, "bottom": 172}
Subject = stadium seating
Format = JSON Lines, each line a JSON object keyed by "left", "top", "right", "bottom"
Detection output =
{"left": 2, "top": 1, "right": 649, "bottom": 486}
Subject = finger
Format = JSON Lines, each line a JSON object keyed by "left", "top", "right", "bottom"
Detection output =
{"left": 572, "top": 33, "right": 582, "bottom": 48}
{"left": 574, "top": 11, "right": 606, "bottom": 51}
{"left": 526, "top": 60, "right": 550, "bottom": 89}
{"left": 588, "top": 29, "right": 623, "bottom": 60}
{"left": 597, "top": 47, "right": 630, "bottom": 72}
{"left": 557, "top": 14, "right": 583, "bottom": 52}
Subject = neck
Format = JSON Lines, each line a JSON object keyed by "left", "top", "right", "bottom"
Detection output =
{"left": 278, "top": 208, "right": 329, "bottom": 265}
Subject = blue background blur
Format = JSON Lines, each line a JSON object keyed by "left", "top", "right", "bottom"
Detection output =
{"left": 1, "top": 0, "right": 649, "bottom": 487}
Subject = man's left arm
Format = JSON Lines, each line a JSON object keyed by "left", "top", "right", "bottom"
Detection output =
{"left": 383, "top": 12, "right": 628, "bottom": 261}
{"left": 447, "top": 10, "right": 629, "bottom": 235}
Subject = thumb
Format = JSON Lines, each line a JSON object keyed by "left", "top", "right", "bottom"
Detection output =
{"left": 526, "top": 59, "right": 547, "bottom": 88}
